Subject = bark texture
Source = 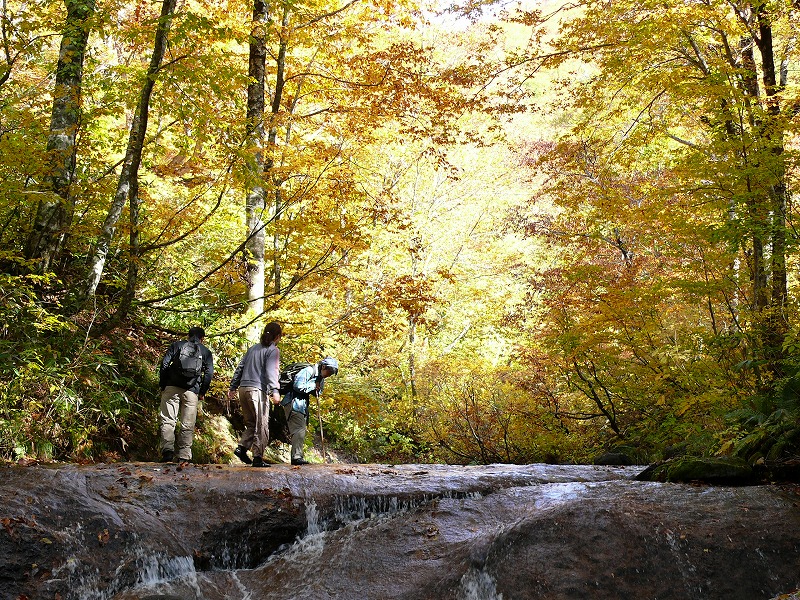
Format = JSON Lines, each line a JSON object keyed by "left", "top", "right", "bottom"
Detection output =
{"left": 25, "top": 0, "right": 96, "bottom": 273}
{"left": 81, "top": 0, "right": 178, "bottom": 302}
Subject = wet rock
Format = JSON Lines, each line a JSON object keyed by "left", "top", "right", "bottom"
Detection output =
{"left": 636, "top": 456, "right": 756, "bottom": 485}
{"left": 593, "top": 452, "right": 633, "bottom": 466}
{"left": 766, "top": 458, "right": 800, "bottom": 482}
{"left": 1, "top": 462, "right": 798, "bottom": 600}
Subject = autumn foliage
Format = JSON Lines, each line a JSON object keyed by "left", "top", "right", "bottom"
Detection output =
{"left": 0, "top": 0, "right": 798, "bottom": 468}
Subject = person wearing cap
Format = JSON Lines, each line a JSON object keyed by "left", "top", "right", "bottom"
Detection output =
{"left": 281, "top": 357, "right": 338, "bottom": 465}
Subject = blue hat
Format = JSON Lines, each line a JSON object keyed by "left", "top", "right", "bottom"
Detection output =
{"left": 320, "top": 357, "right": 339, "bottom": 375}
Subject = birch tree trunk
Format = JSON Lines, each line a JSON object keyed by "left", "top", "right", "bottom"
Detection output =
{"left": 267, "top": 6, "right": 290, "bottom": 298}
{"left": 79, "top": 0, "right": 178, "bottom": 303}
{"left": 25, "top": 0, "right": 95, "bottom": 273}
{"left": 244, "top": 0, "right": 269, "bottom": 321}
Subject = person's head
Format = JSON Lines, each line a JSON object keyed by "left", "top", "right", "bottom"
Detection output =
{"left": 188, "top": 326, "right": 205, "bottom": 341}
{"left": 319, "top": 356, "right": 339, "bottom": 378}
{"left": 261, "top": 321, "right": 283, "bottom": 346}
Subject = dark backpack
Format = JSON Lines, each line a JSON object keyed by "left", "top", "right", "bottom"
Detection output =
{"left": 171, "top": 341, "right": 203, "bottom": 383}
{"left": 268, "top": 403, "right": 291, "bottom": 443}
{"left": 278, "top": 362, "right": 313, "bottom": 396}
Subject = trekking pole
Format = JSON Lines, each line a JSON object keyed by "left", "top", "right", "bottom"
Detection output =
{"left": 315, "top": 392, "right": 327, "bottom": 462}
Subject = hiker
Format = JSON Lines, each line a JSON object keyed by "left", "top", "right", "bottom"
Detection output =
{"left": 282, "top": 357, "right": 338, "bottom": 465}
{"left": 158, "top": 326, "right": 214, "bottom": 463}
{"left": 228, "top": 322, "right": 283, "bottom": 468}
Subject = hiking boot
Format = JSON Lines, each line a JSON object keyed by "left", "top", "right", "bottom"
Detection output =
{"left": 252, "top": 456, "right": 269, "bottom": 468}
{"left": 291, "top": 458, "right": 309, "bottom": 466}
{"left": 233, "top": 446, "right": 252, "bottom": 465}
{"left": 160, "top": 450, "right": 174, "bottom": 463}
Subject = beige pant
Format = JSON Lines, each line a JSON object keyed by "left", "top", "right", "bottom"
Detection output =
{"left": 159, "top": 386, "right": 199, "bottom": 461}
{"left": 283, "top": 404, "right": 307, "bottom": 461}
{"left": 238, "top": 387, "right": 269, "bottom": 457}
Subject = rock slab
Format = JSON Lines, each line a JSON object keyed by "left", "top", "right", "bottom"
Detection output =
{"left": 1, "top": 462, "right": 798, "bottom": 600}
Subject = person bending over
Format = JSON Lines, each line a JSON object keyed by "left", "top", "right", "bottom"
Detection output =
{"left": 281, "top": 357, "right": 338, "bottom": 465}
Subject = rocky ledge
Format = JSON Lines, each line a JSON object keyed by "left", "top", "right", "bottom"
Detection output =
{"left": 1, "top": 461, "right": 799, "bottom": 600}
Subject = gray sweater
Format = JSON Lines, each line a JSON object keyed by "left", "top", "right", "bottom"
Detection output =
{"left": 229, "top": 343, "right": 280, "bottom": 392}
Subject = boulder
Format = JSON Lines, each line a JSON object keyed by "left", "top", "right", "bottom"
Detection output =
{"left": 593, "top": 452, "right": 634, "bottom": 466}
{"left": 636, "top": 456, "right": 756, "bottom": 485}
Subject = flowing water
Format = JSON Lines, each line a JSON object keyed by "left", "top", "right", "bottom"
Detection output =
{"left": 72, "top": 466, "right": 641, "bottom": 600}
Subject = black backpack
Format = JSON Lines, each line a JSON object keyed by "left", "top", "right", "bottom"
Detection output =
{"left": 268, "top": 403, "right": 291, "bottom": 443}
{"left": 171, "top": 341, "right": 203, "bottom": 383}
{"left": 278, "top": 362, "right": 313, "bottom": 396}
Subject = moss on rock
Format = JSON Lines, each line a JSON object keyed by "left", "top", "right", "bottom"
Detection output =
{"left": 636, "top": 456, "right": 755, "bottom": 485}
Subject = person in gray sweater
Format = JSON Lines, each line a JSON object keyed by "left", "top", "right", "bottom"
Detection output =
{"left": 228, "top": 322, "right": 282, "bottom": 467}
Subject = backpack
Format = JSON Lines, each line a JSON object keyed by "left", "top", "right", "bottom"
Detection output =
{"left": 268, "top": 402, "right": 291, "bottom": 443}
{"left": 278, "top": 362, "right": 313, "bottom": 396}
{"left": 171, "top": 341, "right": 203, "bottom": 383}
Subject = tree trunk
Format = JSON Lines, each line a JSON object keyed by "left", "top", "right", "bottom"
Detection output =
{"left": 409, "top": 315, "right": 418, "bottom": 399}
{"left": 272, "top": 188, "right": 282, "bottom": 295}
{"left": 754, "top": 7, "right": 788, "bottom": 380}
{"left": 79, "top": 0, "right": 178, "bottom": 304}
{"left": 266, "top": 7, "right": 291, "bottom": 298}
{"left": 244, "top": 0, "right": 269, "bottom": 321}
{"left": 25, "top": 0, "right": 95, "bottom": 273}
{"left": 111, "top": 176, "right": 141, "bottom": 329}
{"left": 739, "top": 38, "right": 770, "bottom": 316}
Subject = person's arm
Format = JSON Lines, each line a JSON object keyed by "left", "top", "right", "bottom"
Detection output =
{"left": 316, "top": 363, "right": 326, "bottom": 394}
{"left": 228, "top": 353, "right": 246, "bottom": 400}
{"left": 199, "top": 347, "right": 214, "bottom": 397}
{"left": 265, "top": 346, "right": 281, "bottom": 404}
{"left": 159, "top": 342, "right": 179, "bottom": 390}
{"left": 292, "top": 366, "right": 317, "bottom": 395}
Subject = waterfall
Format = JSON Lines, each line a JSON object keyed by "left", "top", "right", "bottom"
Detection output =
{"left": 331, "top": 490, "right": 485, "bottom": 526}
{"left": 62, "top": 553, "right": 198, "bottom": 600}
{"left": 304, "top": 498, "right": 323, "bottom": 535}
{"left": 458, "top": 567, "right": 503, "bottom": 600}
{"left": 134, "top": 554, "right": 198, "bottom": 591}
